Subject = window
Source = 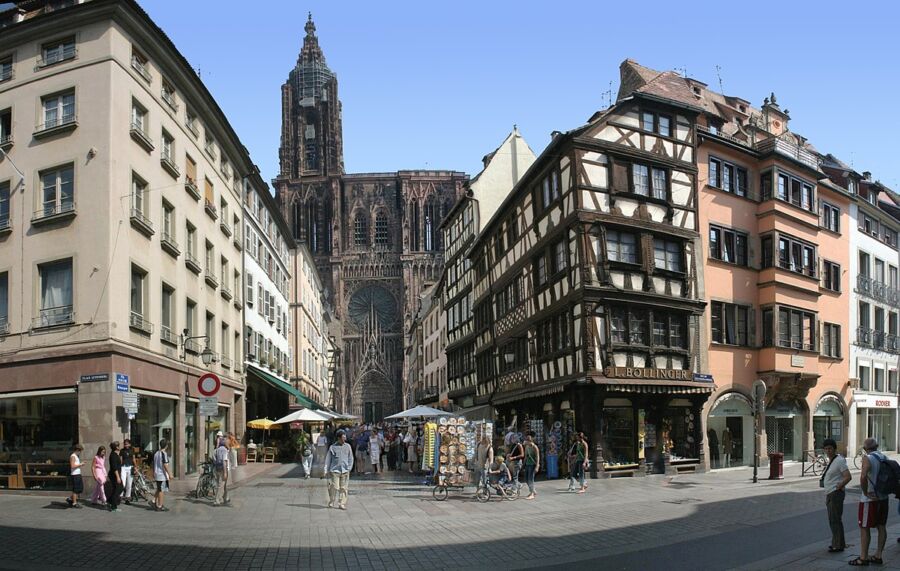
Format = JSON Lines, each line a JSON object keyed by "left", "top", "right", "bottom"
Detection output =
{"left": 629, "top": 163, "right": 667, "bottom": 198}
{"left": 205, "top": 241, "right": 215, "bottom": 273}
{"left": 606, "top": 230, "right": 638, "bottom": 264}
{"left": 204, "top": 133, "right": 216, "bottom": 159}
{"left": 711, "top": 302, "right": 750, "bottom": 346}
{"left": 185, "top": 154, "right": 197, "bottom": 188}
{"left": 161, "top": 284, "right": 174, "bottom": 339}
{"left": 823, "top": 261, "right": 840, "bottom": 292}
{"left": 37, "top": 259, "right": 73, "bottom": 327}
{"left": 890, "top": 369, "right": 899, "bottom": 394}
{"left": 820, "top": 202, "right": 840, "bottom": 233}
{"left": 708, "top": 157, "right": 748, "bottom": 197}
{"left": 653, "top": 238, "right": 682, "bottom": 272}
{"left": 709, "top": 225, "right": 748, "bottom": 266}
{"left": 641, "top": 111, "right": 671, "bottom": 136}
{"left": 130, "top": 100, "right": 147, "bottom": 134}
{"left": 40, "top": 37, "right": 76, "bottom": 66}
{"left": 0, "top": 271, "right": 7, "bottom": 331}
{"left": 651, "top": 311, "right": 687, "bottom": 348}
{"left": 769, "top": 171, "right": 815, "bottom": 212}
{"left": 761, "top": 171, "right": 773, "bottom": 201}
{"left": 777, "top": 306, "right": 816, "bottom": 351}
{"left": 41, "top": 91, "right": 75, "bottom": 129}
{"left": 553, "top": 240, "right": 567, "bottom": 274}
{"left": 161, "top": 79, "right": 178, "bottom": 110}
{"left": 185, "top": 298, "right": 196, "bottom": 336}
{"left": 775, "top": 234, "right": 816, "bottom": 277}
{"left": 205, "top": 312, "right": 215, "bottom": 352}
{"left": 161, "top": 130, "right": 175, "bottom": 163}
{"left": 875, "top": 368, "right": 886, "bottom": 392}
{"left": 822, "top": 323, "right": 841, "bottom": 358}
{"left": 859, "top": 364, "right": 871, "bottom": 392}
{"left": 0, "top": 107, "right": 11, "bottom": 143}
{"left": 131, "top": 173, "right": 148, "bottom": 216}
{"left": 536, "top": 312, "right": 571, "bottom": 358}
{"left": 628, "top": 308, "right": 647, "bottom": 345}
{"left": 534, "top": 254, "right": 548, "bottom": 288}
{"left": 632, "top": 164, "right": 649, "bottom": 196}
{"left": 204, "top": 177, "right": 214, "bottom": 208}
{"left": 39, "top": 164, "right": 74, "bottom": 217}
{"left": 610, "top": 307, "right": 684, "bottom": 348}
{"left": 495, "top": 278, "right": 522, "bottom": 317}
{"left": 186, "top": 221, "right": 197, "bottom": 258}
{"left": 130, "top": 265, "right": 146, "bottom": 317}
{"left": 0, "top": 57, "right": 11, "bottom": 82}
{"left": 354, "top": 213, "right": 368, "bottom": 247}
{"left": 0, "top": 180, "right": 9, "bottom": 229}
{"left": 130, "top": 47, "right": 151, "bottom": 82}
{"left": 220, "top": 256, "right": 228, "bottom": 284}
{"left": 185, "top": 108, "right": 198, "bottom": 136}
{"left": 498, "top": 338, "right": 528, "bottom": 374}
{"left": 651, "top": 168, "right": 667, "bottom": 199}
{"left": 162, "top": 201, "right": 175, "bottom": 241}
{"left": 374, "top": 212, "right": 389, "bottom": 246}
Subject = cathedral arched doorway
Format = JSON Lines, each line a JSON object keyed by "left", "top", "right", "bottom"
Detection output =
{"left": 352, "top": 371, "right": 394, "bottom": 423}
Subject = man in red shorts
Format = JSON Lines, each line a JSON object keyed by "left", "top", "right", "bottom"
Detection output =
{"left": 853, "top": 438, "right": 889, "bottom": 566}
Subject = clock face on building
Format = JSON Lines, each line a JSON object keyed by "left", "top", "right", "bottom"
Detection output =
{"left": 348, "top": 285, "right": 396, "bottom": 328}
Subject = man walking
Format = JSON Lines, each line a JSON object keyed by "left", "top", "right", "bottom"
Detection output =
{"left": 325, "top": 430, "right": 354, "bottom": 510}
{"left": 120, "top": 439, "right": 135, "bottom": 505}
{"left": 213, "top": 436, "right": 230, "bottom": 506}
{"left": 153, "top": 438, "right": 172, "bottom": 512}
{"left": 821, "top": 438, "right": 850, "bottom": 553}
{"left": 853, "top": 438, "right": 889, "bottom": 566}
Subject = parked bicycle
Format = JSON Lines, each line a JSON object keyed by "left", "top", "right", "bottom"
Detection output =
{"left": 853, "top": 448, "right": 866, "bottom": 470}
{"left": 129, "top": 465, "right": 154, "bottom": 502}
{"left": 190, "top": 459, "right": 217, "bottom": 500}
{"left": 801, "top": 449, "right": 829, "bottom": 476}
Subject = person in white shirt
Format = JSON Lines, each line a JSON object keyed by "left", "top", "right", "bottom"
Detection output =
{"left": 213, "top": 437, "right": 230, "bottom": 505}
{"left": 65, "top": 443, "right": 85, "bottom": 508}
{"left": 820, "top": 438, "right": 851, "bottom": 553}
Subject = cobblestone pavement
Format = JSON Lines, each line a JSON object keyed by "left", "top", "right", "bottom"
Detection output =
{"left": 4, "top": 462, "right": 900, "bottom": 570}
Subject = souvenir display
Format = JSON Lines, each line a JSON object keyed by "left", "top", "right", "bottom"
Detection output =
{"left": 435, "top": 416, "right": 476, "bottom": 487}
{"left": 423, "top": 422, "right": 437, "bottom": 470}
{"left": 439, "top": 417, "right": 448, "bottom": 426}
{"left": 527, "top": 419, "right": 545, "bottom": 452}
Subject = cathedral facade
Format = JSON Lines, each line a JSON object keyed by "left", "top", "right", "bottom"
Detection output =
{"left": 274, "top": 16, "right": 467, "bottom": 421}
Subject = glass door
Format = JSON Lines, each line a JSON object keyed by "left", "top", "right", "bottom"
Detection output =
{"left": 185, "top": 402, "right": 197, "bottom": 474}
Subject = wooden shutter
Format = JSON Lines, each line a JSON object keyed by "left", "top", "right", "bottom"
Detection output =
{"left": 612, "top": 159, "right": 630, "bottom": 193}
{"left": 185, "top": 156, "right": 196, "bottom": 184}
{"left": 204, "top": 178, "right": 214, "bottom": 203}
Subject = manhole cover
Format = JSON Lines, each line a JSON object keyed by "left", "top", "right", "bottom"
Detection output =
{"left": 255, "top": 482, "right": 284, "bottom": 487}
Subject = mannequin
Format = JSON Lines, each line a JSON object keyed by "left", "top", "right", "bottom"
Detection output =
{"left": 722, "top": 427, "right": 732, "bottom": 467}
{"left": 707, "top": 428, "right": 720, "bottom": 469}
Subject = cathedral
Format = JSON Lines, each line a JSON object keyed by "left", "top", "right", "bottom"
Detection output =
{"left": 275, "top": 15, "right": 467, "bottom": 421}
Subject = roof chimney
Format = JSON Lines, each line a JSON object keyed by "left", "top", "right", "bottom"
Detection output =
{"left": 863, "top": 171, "right": 872, "bottom": 181}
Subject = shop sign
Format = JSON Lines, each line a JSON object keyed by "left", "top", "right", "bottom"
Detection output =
{"left": 115, "top": 373, "right": 129, "bottom": 392}
{"left": 122, "top": 392, "right": 139, "bottom": 415}
{"left": 604, "top": 366, "right": 692, "bottom": 381}
{"left": 80, "top": 373, "right": 109, "bottom": 383}
{"left": 854, "top": 394, "right": 898, "bottom": 409}
{"left": 199, "top": 396, "right": 218, "bottom": 416}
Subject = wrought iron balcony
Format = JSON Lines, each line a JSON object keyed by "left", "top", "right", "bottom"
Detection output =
{"left": 161, "top": 89, "right": 179, "bottom": 112}
{"left": 184, "top": 177, "right": 200, "bottom": 201}
{"left": 160, "top": 326, "right": 178, "bottom": 346}
{"left": 129, "top": 311, "right": 154, "bottom": 335}
{"left": 37, "top": 45, "right": 77, "bottom": 68}
{"left": 129, "top": 121, "right": 154, "bottom": 152}
{"left": 129, "top": 207, "right": 155, "bottom": 237}
{"left": 161, "top": 154, "right": 180, "bottom": 178}
{"left": 857, "top": 327, "right": 900, "bottom": 354}
{"left": 32, "top": 305, "right": 73, "bottom": 329}
{"left": 185, "top": 252, "right": 202, "bottom": 274}
{"left": 32, "top": 201, "right": 75, "bottom": 224}
{"left": 161, "top": 232, "right": 180, "bottom": 257}
{"left": 34, "top": 114, "right": 77, "bottom": 138}
{"left": 0, "top": 216, "right": 10, "bottom": 234}
{"left": 856, "top": 274, "right": 900, "bottom": 307}
{"left": 0, "top": 318, "right": 8, "bottom": 335}
{"left": 130, "top": 56, "right": 151, "bottom": 82}
{"left": 204, "top": 200, "right": 218, "bottom": 220}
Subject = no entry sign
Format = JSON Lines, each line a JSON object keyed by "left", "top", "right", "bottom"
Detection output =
{"left": 197, "top": 373, "right": 221, "bottom": 397}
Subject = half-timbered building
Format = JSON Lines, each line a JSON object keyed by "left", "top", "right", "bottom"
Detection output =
{"left": 470, "top": 60, "right": 714, "bottom": 477}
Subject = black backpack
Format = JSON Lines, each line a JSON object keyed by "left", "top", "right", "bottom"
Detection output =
{"left": 871, "top": 452, "right": 900, "bottom": 497}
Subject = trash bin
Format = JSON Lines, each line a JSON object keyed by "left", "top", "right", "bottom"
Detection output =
{"left": 768, "top": 452, "right": 784, "bottom": 480}
{"left": 546, "top": 454, "right": 558, "bottom": 479}
{"left": 238, "top": 447, "right": 247, "bottom": 466}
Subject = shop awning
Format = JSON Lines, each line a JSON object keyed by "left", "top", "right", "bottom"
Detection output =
{"left": 596, "top": 378, "right": 715, "bottom": 394}
{"left": 492, "top": 379, "right": 574, "bottom": 406}
{"left": 246, "top": 364, "right": 321, "bottom": 410}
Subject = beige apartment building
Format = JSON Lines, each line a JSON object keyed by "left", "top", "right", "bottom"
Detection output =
{"left": 0, "top": 0, "right": 251, "bottom": 485}
{"left": 290, "top": 243, "right": 331, "bottom": 408}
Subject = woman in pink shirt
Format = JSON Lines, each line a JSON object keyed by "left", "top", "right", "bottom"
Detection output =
{"left": 90, "top": 445, "right": 108, "bottom": 505}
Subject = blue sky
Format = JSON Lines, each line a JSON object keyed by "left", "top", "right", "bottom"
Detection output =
{"left": 138, "top": 1, "right": 900, "bottom": 190}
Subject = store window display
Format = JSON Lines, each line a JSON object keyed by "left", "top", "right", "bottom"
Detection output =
{"left": 813, "top": 398, "right": 843, "bottom": 451}
{"left": 765, "top": 400, "right": 804, "bottom": 461}
{"left": 130, "top": 396, "right": 176, "bottom": 473}
{"left": 708, "top": 393, "right": 753, "bottom": 468}
{"left": 599, "top": 407, "right": 636, "bottom": 468}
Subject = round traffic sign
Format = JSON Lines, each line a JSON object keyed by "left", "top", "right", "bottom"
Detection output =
{"left": 197, "top": 373, "right": 221, "bottom": 397}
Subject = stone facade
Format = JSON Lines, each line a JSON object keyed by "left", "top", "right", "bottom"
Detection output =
{"left": 273, "top": 16, "right": 466, "bottom": 421}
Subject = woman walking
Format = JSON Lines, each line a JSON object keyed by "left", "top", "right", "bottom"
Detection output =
{"left": 404, "top": 428, "right": 418, "bottom": 473}
{"left": 567, "top": 432, "right": 588, "bottom": 493}
{"left": 105, "top": 441, "right": 122, "bottom": 512}
{"left": 91, "top": 445, "right": 108, "bottom": 505}
{"left": 369, "top": 430, "right": 382, "bottom": 474}
{"left": 523, "top": 433, "right": 541, "bottom": 500}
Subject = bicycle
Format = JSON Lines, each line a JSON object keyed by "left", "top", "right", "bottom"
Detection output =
{"left": 801, "top": 449, "right": 828, "bottom": 476}
{"left": 130, "top": 466, "right": 154, "bottom": 502}
{"left": 191, "top": 459, "right": 217, "bottom": 500}
{"left": 853, "top": 448, "right": 866, "bottom": 470}
{"left": 474, "top": 471, "right": 519, "bottom": 502}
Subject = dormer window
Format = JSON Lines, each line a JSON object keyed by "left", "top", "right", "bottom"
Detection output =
{"left": 641, "top": 111, "right": 672, "bottom": 137}
{"left": 847, "top": 179, "right": 857, "bottom": 195}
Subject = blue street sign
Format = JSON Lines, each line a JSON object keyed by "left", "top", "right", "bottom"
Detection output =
{"left": 693, "top": 373, "right": 714, "bottom": 383}
{"left": 115, "top": 373, "right": 129, "bottom": 392}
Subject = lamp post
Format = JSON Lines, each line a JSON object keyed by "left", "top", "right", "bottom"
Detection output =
{"left": 751, "top": 379, "right": 767, "bottom": 483}
{"left": 179, "top": 330, "right": 214, "bottom": 460}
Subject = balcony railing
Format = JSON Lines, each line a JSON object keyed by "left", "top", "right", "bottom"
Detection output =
{"left": 129, "top": 207, "right": 155, "bottom": 237}
{"left": 205, "top": 271, "right": 219, "bottom": 288}
{"left": 34, "top": 114, "right": 77, "bottom": 137}
{"left": 204, "top": 200, "right": 218, "bottom": 220}
{"left": 160, "top": 326, "right": 178, "bottom": 345}
{"left": 37, "top": 45, "right": 77, "bottom": 67}
{"left": 220, "top": 285, "right": 232, "bottom": 301}
{"left": 0, "top": 216, "right": 10, "bottom": 233}
{"left": 161, "top": 90, "right": 179, "bottom": 111}
{"left": 129, "top": 311, "right": 154, "bottom": 335}
{"left": 32, "top": 305, "right": 73, "bottom": 329}
{"left": 32, "top": 201, "right": 75, "bottom": 224}
{"left": 856, "top": 274, "right": 900, "bottom": 307}
{"left": 184, "top": 177, "right": 200, "bottom": 201}
{"left": 0, "top": 133, "right": 12, "bottom": 147}
{"left": 129, "top": 121, "right": 154, "bottom": 151}
{"left": 857, "top": 327, "right": 900, "bottom": 354}
{"left": 161, "top": 231, "right": 180, "bottom": 257}
{"left": 775, "top": 336, "right": 815, "bottom": 352}
{"left": 160, "top": 154, "right": 180, "bottom": 178}
{"left": 777, "top": 258, "right": 816, "bottom": 279}
{"left": 754, "top": 137, "right": 820, "bottom": 171}
{"left": 131, "top": 56, "right": 151, "bottom": 82}
{"left": 185, "top": 252, "right": 202, "bottom": 274}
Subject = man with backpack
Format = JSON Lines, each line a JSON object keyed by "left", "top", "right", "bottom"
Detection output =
{"left": 213, "top": 436, "right": 230, "bottom": 506}
{"left": 853, "top": 438, "right": 898, "bottom": 566}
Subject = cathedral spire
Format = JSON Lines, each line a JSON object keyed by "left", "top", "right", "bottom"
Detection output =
{"left": 300, "top": 12, "right": 325, "bottom": 64}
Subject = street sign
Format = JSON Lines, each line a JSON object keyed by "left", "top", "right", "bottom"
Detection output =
{"left": 122, "top": 392, "right": 139, "bottom": 414}
{"left": 199, "top": 396, "right": 218, "bottom": 416}
{"left": 80, "top": 373, "right": 109, "bottom": 383}
{"left": 115, "top": 373, "right": 129, "bottom": 392}
{"left": 197, "top": 373, "right": 221, "bottom": 397}
{"left": 693, "top": 373, "right": 714, "bottom": 383}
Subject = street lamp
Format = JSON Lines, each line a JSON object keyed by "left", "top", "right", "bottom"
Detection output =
{"left": 751, "top": 379, "right": 767, "bottom": 483}
{"left": 180, "top": 329, "right": 214, "bottom": 366}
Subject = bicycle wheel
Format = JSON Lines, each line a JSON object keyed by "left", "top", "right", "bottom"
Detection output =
{"left": 432, "top": 485, "right": 449, "bottom": 502}
{"left": 475, "top": 485, "right": 491, "bottom": 503}
{"left": 504, "top": 487, "right": 518, "bottom": 501}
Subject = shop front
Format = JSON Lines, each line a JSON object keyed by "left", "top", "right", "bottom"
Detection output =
{"left": 0, "top": 389, "right": 78, "bottom": 490}
{"left": 813, "top": 395, "right": 845, "bottom": 452}
{"left": 765, "top": 399, "right": 806, "bottom": 461}
{"left": 129, "top": 391, "right": 178, "bottom": 474}
{"left": 706, "top": 392, "right": 753, "bottom": 468}
{"left": 854, "top": 394, "right": 898, "bottom": 454}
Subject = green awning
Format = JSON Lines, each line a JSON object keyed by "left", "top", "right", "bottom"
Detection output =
{"left": 246, "top": 364, "right": 320, "bottom": 409}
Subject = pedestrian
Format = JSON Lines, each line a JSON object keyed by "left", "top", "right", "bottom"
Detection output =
{"left": 325, "top": 430, "right": 354, "bottom": 510}
{"left": 91, "top": 446, "right": 108, "bottom": 505}
{"left": 405, "top": 428, "right": 418, "bottom": 473}
{"left": 567, "top": 432, "right": 588, "bottom": 494}
{"left": 821, "top": 438, "right": 851, "bottom": 553}
{"left": 475, "top": 435, "right": 494, "bottom": 488}
{"left": 508, "top": 434, "right": 525, "bottom": 490}
{"left": 213, "top": 436, "right": 230, "bottom": 506}
{"left": 105, "top": 441, "right": 123, "bottom": 512}
{"left": 523, "top": 433, "right": 541, "bottom": 500}
{"left": 65, "top": 443, "right": 85, "bottom": 508}
{"left": 852, "top": 437, "right": 889, "bottom": 566}
{"left": 153, "top": 438, "right": 172, "bottom": 512}
{"left": 355, "top": 429, "right": 368, "bottom": 475}
{"left": 298, "top": 430, "right": 313, "bottom": 479}
{"left": 228, "top": 433, "right": 239, "bottom": 473}
{"left": 707, "top": 428, "right": 719, "bottom": 469}
{"left": 120, "top": 439, "right": 135, "bottom": 505}
{"left": 377, "top": 430, "right": 386, "bottom": 472}
{"left": 369, "top": 430, "right": 382, "bottom": 474}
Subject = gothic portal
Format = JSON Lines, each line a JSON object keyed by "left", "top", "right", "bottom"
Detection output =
{"left": 275, "top": 15, "right": 467, "bottom": 419}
